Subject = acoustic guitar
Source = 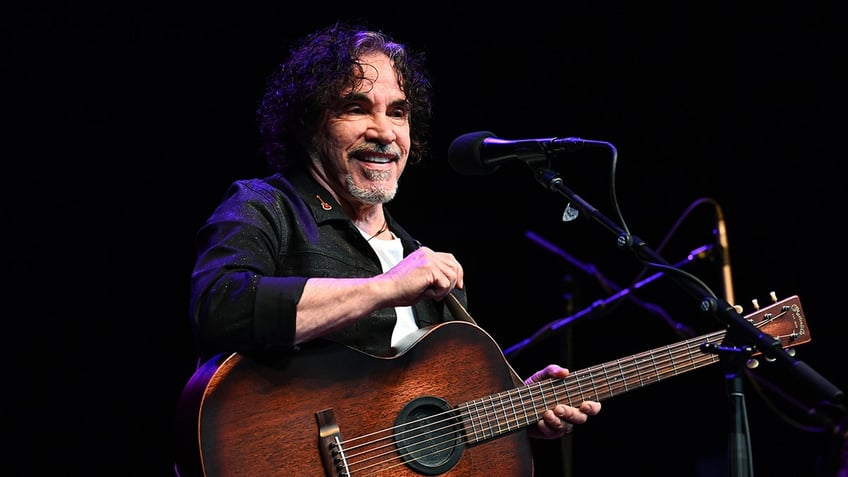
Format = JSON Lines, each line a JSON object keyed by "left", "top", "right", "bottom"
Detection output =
{"left": 174, "top": 294, "right": 809, "bottom": 476}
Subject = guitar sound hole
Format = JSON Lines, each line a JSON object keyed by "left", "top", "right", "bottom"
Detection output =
{"left": 393, "top": 396, "right": 464, "bottom": 475}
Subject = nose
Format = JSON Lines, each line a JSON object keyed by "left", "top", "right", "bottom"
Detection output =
{"left": 365, "top": 114, "right": 397, "bottom": 144}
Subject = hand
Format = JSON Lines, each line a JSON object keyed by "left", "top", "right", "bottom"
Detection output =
{"left": 382, "top": 246, "right": 463, "bottom": 303}
{"left": 523, "top": 364, "right": 602, "bottom": 440}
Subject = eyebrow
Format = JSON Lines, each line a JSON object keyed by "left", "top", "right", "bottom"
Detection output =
{"left": 341, "top": 92, "right": 410, "bottom": 110}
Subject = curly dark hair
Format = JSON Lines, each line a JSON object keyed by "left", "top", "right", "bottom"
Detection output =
{"left": 257, "top": 22, "right": 433, "bottom": 174}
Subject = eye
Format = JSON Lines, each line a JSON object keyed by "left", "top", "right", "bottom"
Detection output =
{"left": 389, "top": 102, "right": 411, "bottom": 119}
{"left": 340, "top": 103, "right": 368, "bottom": 115}
{"left": 389, "top": 108, "right": 408, "bottom": 118}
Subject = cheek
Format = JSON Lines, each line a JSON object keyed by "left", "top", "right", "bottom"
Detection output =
{"left": 396, "top": 124, "right": 412, "bottom": 152}
{"left": 324, "top": 122, "right": 354, "bottom": 147}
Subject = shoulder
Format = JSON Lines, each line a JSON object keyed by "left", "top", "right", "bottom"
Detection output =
{"left": 215, "top": 174, "right": 304, "bottom": 209}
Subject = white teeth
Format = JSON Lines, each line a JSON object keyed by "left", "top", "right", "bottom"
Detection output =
{"left": 363, "top": 156, "right": 391, "bottom": 163}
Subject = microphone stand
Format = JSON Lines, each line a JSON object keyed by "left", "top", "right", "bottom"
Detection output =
{"left": 503, "top": 239, "right": 712, "bottom": 357}
{"left": 529, "top": 165, "right": 844, "bottom": 477}
{"left": 524, "top": 229, "right": 709, "bottom": 338}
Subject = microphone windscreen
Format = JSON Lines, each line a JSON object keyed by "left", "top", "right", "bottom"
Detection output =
{"left": 447, "top": 131, "right": 498, "bottom": 175}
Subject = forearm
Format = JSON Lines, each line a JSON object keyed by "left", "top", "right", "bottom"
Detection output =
{"left": 294, "top": 276, "right": 395, "bottom": 344}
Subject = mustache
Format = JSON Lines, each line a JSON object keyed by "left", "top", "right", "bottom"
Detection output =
{"left": 349, "top": 142, "right": 401, "bottom": 158}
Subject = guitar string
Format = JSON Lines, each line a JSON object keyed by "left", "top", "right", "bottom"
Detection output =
{"left": 338, "top": 309, "right": 789, "bottom": 474}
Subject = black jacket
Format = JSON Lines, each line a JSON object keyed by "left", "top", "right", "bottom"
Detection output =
{"left": 189, "top": 171, "right": 466, "bottom": 362}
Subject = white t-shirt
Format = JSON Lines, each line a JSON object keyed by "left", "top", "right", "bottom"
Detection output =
{"left": 359, "top": 229, "right": 418, "bottom": 346}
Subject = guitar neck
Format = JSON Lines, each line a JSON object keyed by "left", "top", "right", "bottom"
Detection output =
{"left": 456, "top": 293, "right": 809, "bottom": 447}
{"left": 457, "top": 329, "right": 726, "bottom": 444}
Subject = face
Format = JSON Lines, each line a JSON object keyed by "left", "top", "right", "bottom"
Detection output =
{"left": 309, "top": 52, "right": 411, "bottom": 208}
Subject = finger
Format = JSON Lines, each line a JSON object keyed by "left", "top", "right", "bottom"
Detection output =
{"left": 525, "top": 365, "right": 569, "bottom": 385}
{"left": 555, "top": 405, "right": 588, "bottom": 425}
{"left": 539, "top": 416, "right": 573, "bottom": 437}
{"left": 579, "top": 401, "right": 602, "bottom": 416}
{"left": 536, "top": 420, "right": 560, "bottom": 438}
{"left": 433, "top": 252, "right": 462, "bottom": 283}
{"left": 546, "top": 365, "right": 569, "bottom": 378}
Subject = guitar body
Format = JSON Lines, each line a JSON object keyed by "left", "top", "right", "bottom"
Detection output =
{"left": 175, "top": 321, "right": 533, "bottom": 477}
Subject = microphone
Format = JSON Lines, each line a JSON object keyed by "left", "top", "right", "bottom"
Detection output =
{"left": 715, "top": 205, "right": 735, "bottom": 305}
{"left": 448, "top": 131, "right": 597, "bottom": 175}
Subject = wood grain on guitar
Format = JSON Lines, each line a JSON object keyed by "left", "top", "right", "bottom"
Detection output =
{"left": 174, "top": 294, "right": 809, "bottom": 477}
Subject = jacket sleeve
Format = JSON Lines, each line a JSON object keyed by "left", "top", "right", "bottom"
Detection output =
{"left": 189, "top": 180, "right": 303, "bottom": 360}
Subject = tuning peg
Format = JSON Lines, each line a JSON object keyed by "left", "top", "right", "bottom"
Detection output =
{"left": 769, "top": 291, "right": 777, "bottom": 302}
{"left": 751, "top": 298, "right": 760, "bottom": 311}
{"left": 732, "top": 304, "right": 744, "bottom": 314}
{"left": 765, "top": 347, "right": 796, "bottom": 363}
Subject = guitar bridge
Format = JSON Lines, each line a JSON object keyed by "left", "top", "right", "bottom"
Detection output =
{"left": 317, "top": 408, "right": 349, "bottom": 477}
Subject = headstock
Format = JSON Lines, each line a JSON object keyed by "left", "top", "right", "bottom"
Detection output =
{"left": 736, "top": 293, "right": 809, "bottom": 366}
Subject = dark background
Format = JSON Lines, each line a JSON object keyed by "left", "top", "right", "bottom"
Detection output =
{"left": 8, "top": 3, "right": 846, "bottom": 476}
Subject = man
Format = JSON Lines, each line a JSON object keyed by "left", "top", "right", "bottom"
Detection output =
{"left": 182, "top": 21, "right": 600, "bottom": 476}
